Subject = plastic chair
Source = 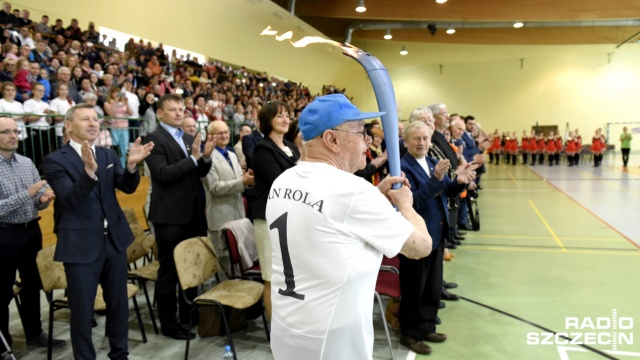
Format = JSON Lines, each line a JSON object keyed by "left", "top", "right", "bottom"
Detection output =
{"left": 36, "top": 245, "right": 147, "bottom": 360}
{"left": 374, "top": 257, "right": 402, "bottom": 360}
{"left": 126, "top": 224, "right": 159, "bottom": 334}
{"left": 173, "top": 237, "right": 269, "bottom": 360}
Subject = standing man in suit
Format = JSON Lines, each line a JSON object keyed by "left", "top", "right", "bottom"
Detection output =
{"left": 399, "top": 121, "right": 476, "bottom": 355}
{"left": 241, "top": 117, "right": 262, "bottom": 220}
{"left": 0, "top": 117, "right": 64, "bottom": 358}
{"left": 42, "top": 104, "right": 154, "bottom": 359}
{"left": 143, "top": 94, "right": 214, "bottom": 340}
{"left": 202, "top": 120, "right": 253, "bottom": 270}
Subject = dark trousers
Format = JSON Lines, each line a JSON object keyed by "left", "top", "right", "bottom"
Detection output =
{"left": 398, "top": 241, "right": 444, "bottom": 338}
{"left": 64, "top": 232, "right": 129, "bottom": 360}
{"left": 622, "top": 148, "right": 630, "bottom": 166}
{"left": 154, "top": 218, "right": 202, "bottom": 331}
{"left": 0, "top": 221, "right": 43, "bottom": 352}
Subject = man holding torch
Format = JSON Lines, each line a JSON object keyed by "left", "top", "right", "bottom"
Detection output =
{"left": 266, "top": 94, "right": 432, "bottom": 359}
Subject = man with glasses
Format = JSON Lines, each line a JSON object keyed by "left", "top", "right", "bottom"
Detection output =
{"left": 0, "top": 117, "right": 64, "bottom": 358}
{"left": 266, "top": 94, "right": 432, "bottom": 359}
{"left": 202, "top": 120, "right": 253, "bottom": 271}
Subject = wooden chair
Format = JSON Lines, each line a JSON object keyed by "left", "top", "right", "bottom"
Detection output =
{"left": 173, "top": 237, "right": 268, "bottom": 360}
{"left": 126, "top": 224, "right": 159, "bottom": 334}
{"left": 36, "top": 245, "right": 147, "bottom": 360}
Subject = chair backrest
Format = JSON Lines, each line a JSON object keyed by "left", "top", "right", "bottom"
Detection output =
{"left": 174, "top": 237, "right": 218, "bottom": 290}
{"left": 381, "top": 255, "right": 400, "bottom": 273}
{"left": 122, "top": 207, "right": 139, "bottom": 227}
{"left": 126, "top": 224, "right": 153, "bottom": 264}
{"left": 224, "top": 229, "right": 242, "bottom": 277}
{"left": 36, "top": 245, "right": 67, "bottom": 292}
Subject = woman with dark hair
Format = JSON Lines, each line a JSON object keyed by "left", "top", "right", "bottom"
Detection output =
{"left": 139, "top": 92, "right": 158, "bottom": 136}
{"left": 252, "top": 100, "right": 300, "bottom": 321}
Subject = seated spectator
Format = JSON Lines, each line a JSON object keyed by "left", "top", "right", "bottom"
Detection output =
{"left": 0, "top": 82, "right": 26, "bottom": 155}
{"left": 103, "top": 86, "right": 132, "bottom": 166}
{"left": 12, "top": 58, "right": 31, "bottom": 100}
{"left": 138, "top": 92, "right": 157, "bottom": 136}
{"left": 38, "top": 68, "right": 51, "bottom": 102}
{"left": 65, "top": 18, "right": 82, "bottom": 41}
{"left": 147, "top": 55, "right": 162, "bottom": 76}
{"left": 51, "top": 18, "right": 65, "bottom": 37}
{"left": 29, "top": 40, "right": 49, "bottom": 67}
{"left": 0, "top": 2, "right": 15, "bottom": 26}
{"left": 83, "top": 21, "right": 100, "bottom": 43}
{"left": 17, "top": 26, "right": 35, "bottom": 49}
{"left": 35, "top": 15, "right": 53, "bottom": 35}
{"left": 1, "top": 42, "right": 19, "bottom": 62}
{"left": 48, "top": 82, "right": 75, "bottom": 147}
{"left": 17, "top": 9, "right": 32, "bottom": 28}
{"left": 0, "top": 58, "right": 15, "bottom": 82}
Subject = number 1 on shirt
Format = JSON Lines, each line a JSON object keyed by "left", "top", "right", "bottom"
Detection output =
{"left": 270, "top": 212, "right": 305, "bottom": 300}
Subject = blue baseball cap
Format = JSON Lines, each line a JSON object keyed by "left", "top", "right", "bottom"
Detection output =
{"left": 299, "top": 94, "right": 385, "bottom": 141}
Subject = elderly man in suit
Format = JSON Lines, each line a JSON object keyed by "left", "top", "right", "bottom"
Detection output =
{"left": 42, "top": 104, "right": 154, "bottom": 359}
{"left": 142, "top": 94, "right": 214, "bottom": 340}
{"left": 399, "top": 121, "right": 476, "bottom": 355}
{"left": 203, "top": 121, "right": 254, "bottom": 271}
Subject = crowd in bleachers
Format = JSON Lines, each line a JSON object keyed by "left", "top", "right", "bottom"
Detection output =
{"left": 0, "top": 1, "right": 509, "bottom": 358}
{"left": 0, "top": 1, "right": 348, "bottom": 169}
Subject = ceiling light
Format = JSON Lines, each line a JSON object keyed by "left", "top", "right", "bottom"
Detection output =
{"left": 436, "top": 0, "right": 447, "bottom": 3}
{"left": 446, "top": 27, "right": 455, "bottom": 34}
{"left": 400, "top": 46, "right": 408, "bottom": 55}
{"left": 513, "top": 22, "right": 524, "bottom": 28}
{"left": 355, "top": 0, "right": 366, "bottom": 12}
{"left": 384, "top": 29, "right": 393, "bottom": 40}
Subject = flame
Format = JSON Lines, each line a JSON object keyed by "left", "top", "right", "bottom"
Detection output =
{"left": 260, "top": 26, "right": 278, "bottom": 36}
{"left": 261, "top": 26, "right": 361, "bottom": 55}
{"left": 276, "top": 31, "right": 293, "bottom": 41}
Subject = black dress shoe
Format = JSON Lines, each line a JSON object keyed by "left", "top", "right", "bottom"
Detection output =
{"left": 400, "top": 335, "right": 432, "bottom": 355}
{"left": 439, "top": 301, "right": 446, "bottom": 309}
{"left": 442, "top": 289, "right": 460, "bottom": 301}
{"left": 445, "top": 243, "right": 457, "bottom": 249}
{"left": 459, "top": 224, "right": 474, "bottom": 231}
{"left": 454, "top": 234, "right": 465, "bottom": 241}
{"left": 457, "top": 231, "right": 467, "bottom": 236}
{"left": 161, "top": 325, "right": 196, "bottom": 340}
{"left": 443, "top": 281, "right": 458, "bottom": 289}
{"left": 27, "top": 333, "right": 66, "bottom": 348}
{"left": 423, "top": 332, "right": 448, "bottom": 343}
{"left": 435, "top": 317, "right": 441, "bottom": 325}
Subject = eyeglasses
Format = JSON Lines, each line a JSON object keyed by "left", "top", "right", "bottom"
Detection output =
{"left": 331, "top": 128, "right": 366, "bottom": 140}
{"left": 0, "top": 129, "right": 21, "bottom": 135}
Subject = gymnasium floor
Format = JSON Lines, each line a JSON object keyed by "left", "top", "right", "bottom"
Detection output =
{"left": 8, "top": 153, "right": 640, "bottom": 360}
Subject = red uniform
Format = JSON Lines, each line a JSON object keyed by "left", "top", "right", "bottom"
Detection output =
{"left": 505, "top": 137, "right": 518, "bottom": 154}
{"left": 489, "top": 135, "right": 502, "bottom": 153}
{"left": 537, "top": 137, "right": 546, "bottom": 154}
{"left": 591, "top": 136, "right": 605, "bottom": 154}
{"left": 565, "top": 138, "right": 577, "bottom": 154}
{"left": 555, "top": 136, "right": 563, "bottom": 152}
{"left": 545, "top": 137, "right": 557, "bottom": 153}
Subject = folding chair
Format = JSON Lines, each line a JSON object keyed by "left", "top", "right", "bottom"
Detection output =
{"left": 221, "top": 220, "right": 261, "bottom": 280}
{"left": 36, "top": 245, "right": 147, "bottom": 360}
{"left": 374, "top": 256, "right": 402, "bottom": 360}
{"left": 174, "top": 237, "right": 269, "bottom": 360}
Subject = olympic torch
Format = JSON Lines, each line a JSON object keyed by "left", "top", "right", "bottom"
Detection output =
{"left": 261, "top": 27, "right": 402, "bottom": 188}
{"left": 341, "top": 49, "right": 401, "bottom": 189}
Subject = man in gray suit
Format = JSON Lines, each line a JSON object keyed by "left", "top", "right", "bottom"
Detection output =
{"left": 203, "top": 121, "right": 254, "bottom": 269}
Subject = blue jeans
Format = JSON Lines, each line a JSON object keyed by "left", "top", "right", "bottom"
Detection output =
{"left": 111, "top": 128, "right": 129, "bottom": 167}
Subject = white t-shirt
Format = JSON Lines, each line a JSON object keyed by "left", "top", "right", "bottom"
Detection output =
{"left": 0, "top": 99, "right": 26, "bottom": 140}
{"left": 49, "top": 98, "right": 75, "bottom": 137}
{"left": 23, "top": 99, "right": 51, "bottom": 130}
{"left": 266, "top": 162, "right": 412, "bottom": 360}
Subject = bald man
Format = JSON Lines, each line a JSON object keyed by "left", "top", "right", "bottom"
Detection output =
{"left": 266, "top": 94, "right": 431, "bottom": 359}
{"left": 202, "top": 121, "right": 253, "bottom": 269}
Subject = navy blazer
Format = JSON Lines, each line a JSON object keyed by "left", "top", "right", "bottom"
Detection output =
{"left": 460, "top": 132, "right": 480, "bottom": 162}
{"left": 401, "top": 154, "right": 465, "bottom": 250}
{"left": 43, "top": 144, "right": 140, "bottom": 264}
{"left": 143, "top": 124, "right": 211, "bottom": 225}
{"left": 241, "top": 130, "right": 263, "bottom": 170}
